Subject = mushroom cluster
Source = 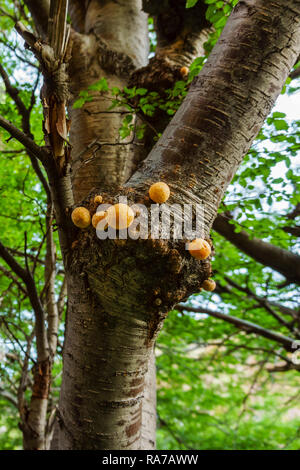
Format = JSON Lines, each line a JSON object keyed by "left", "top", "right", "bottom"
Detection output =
{"left": 70, "top": 182, "right": 215, "bottom": 292}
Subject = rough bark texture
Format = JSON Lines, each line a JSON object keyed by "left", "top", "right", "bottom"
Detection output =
{"left": 23, "top": 0, "right": 50, "bottom": 38}
{"left": 58, "top": 270, "right": 155, "bottom": 450}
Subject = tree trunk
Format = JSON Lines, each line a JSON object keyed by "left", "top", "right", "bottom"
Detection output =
{"left": 57, "top": 0, "right": 300, "bottom": 449}
{"left": 21, "top": 360, "right": 51, "bottom": 450}
{"left": 58, "top": 272, "right": 158, "bottom": 449}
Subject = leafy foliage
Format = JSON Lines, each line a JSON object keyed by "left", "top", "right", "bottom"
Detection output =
{"left": 156, "top": 310, "right": 300, "bottom": 450}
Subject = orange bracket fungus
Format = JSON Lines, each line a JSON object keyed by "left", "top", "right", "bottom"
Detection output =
{"left": 106, "top": 203, "right": 134, "bottom": 230}
{"left": 149, "top": 182, "right": 170, "bottom": 203}
{"left": 202, "top": 279, "right": 216, "bottom": 292}
{"left": 92, "top": 211, "right": 107, "bottom": 228}
{"left": 188, "top": 238, "right": 211, "bottom": 260}
{"left": 71, "top": 207, "right": 91, "bottom": 228}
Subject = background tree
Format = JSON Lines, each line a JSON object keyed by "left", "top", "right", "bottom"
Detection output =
{"left": 0, "top": 0, "right": 300, "bottom": 450}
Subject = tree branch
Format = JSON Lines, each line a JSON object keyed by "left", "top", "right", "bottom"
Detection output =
{"left": 216, "top": 277, "right": 298, "bottom": 322}
{"left": 176, "top": 304, "right": 296, "bottom": 352}
{"left": 213, "top": 214, "right": 300, "bottom": 285}
{"left": 0, "top": 115, "right": 48, "bottom": 164}
{"left": 68, "top": 0, "right": 86, "bottom": 33}
{"left": 0, "top": 265, "right": 27, "bottom": 295}
{"left": 267, "top": 362, "right": 300, "bottom": 372}
{"left": 57, "top": 276, "right": 67, "bottom": 317}
{"left": 0, "top": 60, "right": 51, "bottom": 198}
{"left": 44, "top": 205, "right": 59, "bottom": 358}
{"left": 23, "top": 0, "right": 50, "bottom": 39}
{"left": 0, "top": 388, "right": 18, "bottom": 408}
{"left": 0, "top": 240, "right": 48, "bottom": 361}
{"left": 222, "top": 275, "right": 294, "bottom": 331}
{"left": 142, "top": 0, "right": 210, "bottom": 67}
{"left": 17, "top": 331, "right": 35, "bottom": 416}
{"left": 283, "top": 226, "right": 300, "bottom": 237}
{"left": 287, "top": 203, "right": 300, "bottom": 220}
{"left": 0, "top": 62, "right": 29, "bottom": 126}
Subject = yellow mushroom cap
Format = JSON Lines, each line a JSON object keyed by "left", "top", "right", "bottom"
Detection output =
{"left": 188, "top": 238, "right": 211, "bottom": 260}
{"left": 94, "top": 195, "right": 103, "bottom": 204}
{"left": 202, "top": 279, "right": 216, "bottom": 292}
{"left": 180, "top": 66, "right": 189, "bottom": 78}
{"left": 71, "top": 207, "right": 91, "bottom": 228}
{"left": 149, "top": 182, "right": 170, "bottom": 203}
{"left": 92, "top": 211, "right": 107, "bottom": 228}
{"left": 106, "top": 203, "right": 134, "bottom": 230}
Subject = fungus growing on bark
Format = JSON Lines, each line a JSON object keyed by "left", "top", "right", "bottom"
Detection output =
{"left": 92, "top": 211, "right": 107, "bottom": 228}
{"left": 106, "top": 203, "right": 134, "bottom": 229}
{"left": 149, "top": 182, "right": 170, "bottom": 203}
{"left": 94, "top": 195, "right": 103, "bottom": 204}
{"left": 180, "top": 66, "right": 189, "bottom": 78}
{"left": 188, "top": 238, "right": 211, "bottom": 260}
{"left": 201, "top": 279, "right": 216, "bottom": 291}
{"left": 71, "top": 207, "right": 91, "bottom": 228}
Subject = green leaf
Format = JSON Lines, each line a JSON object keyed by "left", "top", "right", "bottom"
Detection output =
{"left": 186, "top": 0, "right": 198, "bottom": 8}
{"left": 272, "top": 112, "right": 286, "bottom": 118}
{"left": 87, "top": 77, "right": 108, "bottom": 92}
{"left": 136, "top": 88, "right": 148, "bottom": 96}
{"left": 119, "top": 126, "right": 131, "bottom": 139}
{"left": 111, "top": 86, "right": 121, "bottom": 95}
{"left": 73, "top": 97, "right": 86, "bottom": 109}
{"left": 123, "top": 114, "right": 133, "bottom": 125}
{"left": 272, "top": 178, "right": 284, "bottom": 184}
{"left": 274, "top": 120, "right": 288, "bottom": 131}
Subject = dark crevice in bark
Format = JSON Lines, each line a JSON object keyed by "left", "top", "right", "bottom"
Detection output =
{"left": 142, "top": 0, "right": 210, "bottom": 66}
